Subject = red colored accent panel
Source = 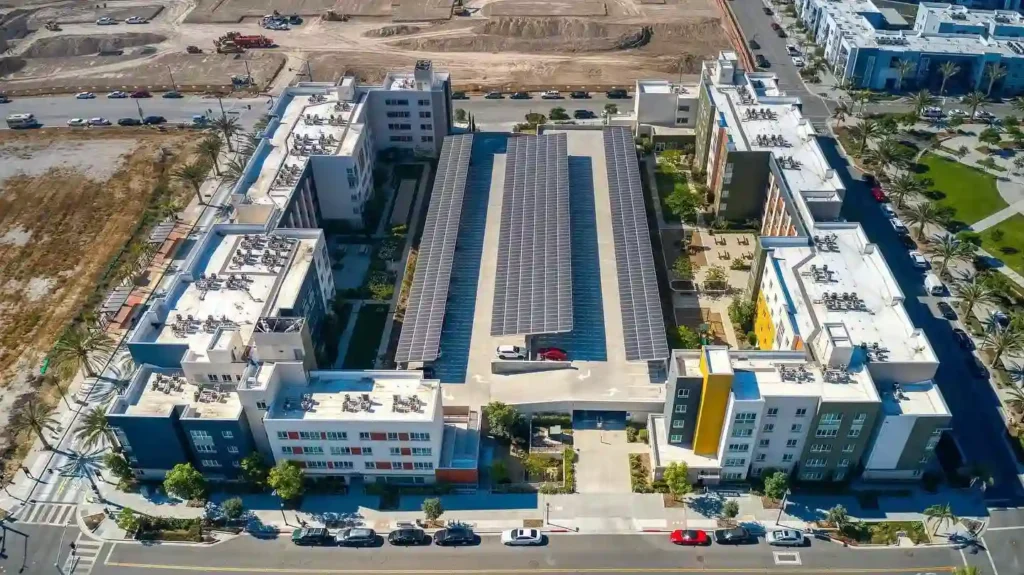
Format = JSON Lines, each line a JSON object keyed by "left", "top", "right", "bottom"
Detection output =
{"left": 327, "top": 461, "right": 334, "bottom": 469}
{"left": 398, "top": 432, "right": 410, "bottom": 441}
{"left": 296, "top": 461, "right": 307, "bottom": 469}
{"left": 377, "top": 461, "right": 392, "bottom": 470}
{"left": 291, "top": 446, "right": 303, "bottom": 455}
{"left": 287, "top": 431, "right": 299, "bottom": 440}
{"left": 400, "top": 447, "right": 411, "bottom": 456}
{"left": 321, "top": 431, "right": 327, "bottom": 440}
{"left": 403, "top": 462, "right": 413, "bottom": 470}
{"left": 370, "top": 432, "right": 387, "bottom": 441}
{"left": 436, "top": 468, "right": 477, "bottom": 484}
{"left": 351, "top": 447, "right": 362, "bottom": 455}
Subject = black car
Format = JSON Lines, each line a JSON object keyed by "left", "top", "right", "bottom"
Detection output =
{"left": 573, "top": 109, "right": 595, "bottom": 119}
{"left": 899, "top": 235, "right": 917, "bottom": 249}
{"left": 117, "top": 117, "right": 142, "bottom": 126}
{"left": 451, "top": 91, "right": 468, "bottom": 100}
{"left": 337, "top": 528, "right": 377, "bottom": 547}
{"left": 510, "top": 91, "right": 531, "bottom": 99}
{"left": 953, "top": 328, "right": 975, "bottom": 350}
{"left": 143, "top": 115, "right": 166, "bottom": 125}
{"left": 291, "top": 527, "right": 334, "bottom": 546}
{"left": 484, "top": 91, "right": 504, "bottom": 99}
{"left": 714, "top": 527, "right": 754, "bottom": 544}
{"left": 606, "top": 89, "right": 629, "bottom": 99}
{"left": 755, "top": 54, "right": 770, "bottom": 68}
{"left": 967, "top": 354, "right": 990, "bottom": 379}
{"left": 937, "top": 301, "right": 958, "bottom": 320}
{"left": 433, "top": 527, "right": 475, "bottom": 546}
{"left": 162, "top": 91, "right": 183, "bottom": 99}
{"left": 388, "top": 527, "right": 428, "bottom": 546}
{"left": 748, "top": 39, "right": 760, "bottom": 49}
{"left": 570, "top": 91, "right": 590, "bottom": 98}
{"left": 776, "top": 28, "right": 787, "bottom": 38}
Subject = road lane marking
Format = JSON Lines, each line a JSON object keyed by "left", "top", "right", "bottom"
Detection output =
{"left": 982, "top": 537, "right": 1000, "bottom": 575}
{"left": 982, "top": 525, "right": 1024, "bottom": 531}
{"left": 102, "top": 563, "right": 957, "bottom": 574}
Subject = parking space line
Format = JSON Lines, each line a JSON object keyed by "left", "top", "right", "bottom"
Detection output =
{"left": 983, "top": 525, "right": 1024, "bottom": 531}
{"left": 982, "top": 537, "right": 1000, "bottom": 575}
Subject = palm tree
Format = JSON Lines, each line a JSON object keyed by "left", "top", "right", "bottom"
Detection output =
{"left": 222, "top": 157, "right": 248, "bottom": 188}
{"left": 1005, "top": 385, "right": 1024, "bottom": 417}
{"left": 238, "top": 132, "right": 261, "bottom": 157}
{"left": 985, "top": 63, "right": 1007, "bottom": 98}
{"left": 910, "top": 89, "right": 935, "bottom": 117}
{"left": 173, "top": 160, "right": 211, "bottom": 206}
{"left": 13, "top": 399, "right": 58, "bottom": 450}
{"left": 923, "top": 502, "right": 958, "bottom": 536}
{"left": 983, "top": 328, "right": 1024, "bottom": 369}
{"left": 197, "top": 136, "right": 224, "bottom": 176}
{"left": 50, "top": 325, "right": 116, "bottom": 379}
{"left": 885, "top": 173, "right": 923, "bottom": 209}
{"left": 212, "top": 115, "right": 241, "bottom": 151}
{"left": 50, "top": 376, "right": 73, "bottom": 409}
{"left": 957, "top": 276, "right": 996, "bottom": 321}
{"left": 1014, "top": 96, "right": 1024, "bottom": 115}
{"left": 938, "top": 61, "right": 961, "bottom": 104}
{"left": 904, "top": 201, "right": 942, "bottom": 240}
{"left": 848, "top": 119, "right": 880, "bottom": 156}
{"left": 926, "top": 234, "right": 973, "bottom": 278}
{"left": 865, "top": 138, "right": 910, "bottom": 175}
{"left": 894, "top": 59, "right": 915, "bottom": 92}
{"left": 962, "top": 91, "right": 986, "bottom": 120}
{"left": 831, "top": 101, "right": 849, "bottom": 125}
{"left": 851, "top": 90, "right": 874, "bottom": 116}
{"left": 155, "top": 197, "right": 182, "bottom": 221}
{"left": 75, "top": 406, "right": 116, "bottom": 451}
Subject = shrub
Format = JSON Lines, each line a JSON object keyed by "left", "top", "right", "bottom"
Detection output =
{"left": 422, "top": 497, "right": 444, "bottom": 521}
{"left": 746, "top": 331, "right": 757, "bottom": 347}
{"left": 992, "top": 229, "right": 1006, "bottom": 242}
{"left": 563, "top": 447, "right": 576, "bottom": 493}
{"left": 722, "top": 500, "right": 739, "bottom": 519}
{"left": 763, "top": 470, "right": 789, "bottom": 501}
{"left": 626, "top": 426, "right": 638, "bottom": 442}
{"left": 221, "top": 497, "right": 245, "bottom": 520}
{"left": 637, "top": 429, "right": 649, "bottom": 443}
{"left": 491, "top": 460, "right": 510, "bottom": 484}
{"left": 268, "top": 460, "right": 304, "bottom": 501}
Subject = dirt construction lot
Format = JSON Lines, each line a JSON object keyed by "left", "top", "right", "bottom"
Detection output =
{"left": 0, "top": 0, "right": 733, "bottom": 92}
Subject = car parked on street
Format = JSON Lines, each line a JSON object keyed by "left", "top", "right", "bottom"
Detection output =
{"left": 889, "top": 217, "right": 909, "bottom": 235}
{"left": 451, "top": 91, "right": 468, "bottom": 99}
{"left": 67, "top": 118, "right": 88, "bottom": 126}
{"left": 570, "top": 91, "right": 590, "bottom": 98}
{"left": 511, "top": 92, "right": 531, "bottom": 99}
{"left": 117, "top": 117, "right": 142, "bottom": 126}
{"left": 755, "top": 54, "right": 770, "bottom": 68}
{"left": 948, "top": 109, "right": 968, "bottom": 118}
{"left": 88, "top": 117, "right": 111, "bottom": 126}
{"left": 974, "top": 110, "right": 995, "bottom": 121}
{"left": 670, "top": 529, "right": 710, "bottom": 546}
{"left": 767, "top": 529, "right": 806, "bottom": 547}
{"left": 433, "top": 527, "right": 476, "bottom": 546}
{"left": 541, "top": 90, "right": 563, "bottom": 99}
{"left": 130, "top": 90, "right": 151, "bottom": 98}
{"left": 606, "top": 89, "right": 629, "bottom": 99}
{"left": 881, "top": 203, "right": 895, "bottom": 218}
{"left": 937, "top": 301, "right": 958, "bottom": 320}
{"left": 125, "top": 16, "right": 148, "bottom": 23}
{"left": 75, "top": 92, "right": 95, "bottom": 99}
{"left": 496, "top": 345, "right": 527, "bottom": 360}
{"left": 96, "top": 16, "right": 116, "bottom": 25}
{"left": 899, "top": 234, "right": 917, "bottom": 249}
{"left": 791, "top": 56, "right": 805, "bottom": 67}
{"left": 484, "top": 91, "right": 504, "bottom": 99}
{"left": 909, "top": 250, "right": 929, "bottom": 269}
{"left": 871, "top": 186, "right": 887, "bottom": 202}
{"left": 573, "top": 109, "right": 595, "bottom": 119}
{"left": 337, "top": 528, "right": 377, "bottom": 547}
{"left": 291, "top": 528, "right": 334, "bottom": 546}
{"left": 953, "top": 328, "right": 975, "bottom": 350}
{"left": 786, "top": 43, "right": 800, "bottom": 55}
{"left": 922, "top": 106, "right": 943, "bottom": 118}
{"left": 107, "top": 90, "right": 128, "bottom": 98}
{"left": 748, "top": 39, "right": 760, "bottom": 49}
{"left": 143, "top": 115, "right": 166, "bottom": 125}
{"left": 714, "top": 527, "right": 754, "bottom": 544}
{"left": 388, "top": 527, "right": 428, "bottom": 546}
{"left": 162, "top": 91, "right": 184, "bottom": 98}
{"left": 967, "top": 354, "right": 990, "bottom": 379}
{"left": 501, "top": 528, "right": 543, "bottom": 546}
{"left": 763, "top": 6, "right": 773, "bottom": 14}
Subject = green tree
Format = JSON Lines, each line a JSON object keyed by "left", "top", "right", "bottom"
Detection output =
{"left": 661, "top": 149, "right": 684, "bottom": 167}
{"left": 240, "top": 452, "right": 270, "bottom": 486}
{"left": 886, "top": 173, "right": 923, "bottom": 209}
{"left": 962, "top": 91, "right": 987, "bottom": 121}
{"left": 12, "top": 399, "right": 58, "bottom": 450}
{"left": 173, "top": 159, "right": 212, "bottom": 206}
{"left": 830, "top": 102, "right": 849, "bottom": 125}
{"left": 946, "top": 116, "right": 964, "bottom": 132}
{"left": 1004, "top": 385, "right": 1024, "bottom": 414}
{"left": 722, "top": 500, "right": 739, "bottom": 519}
{"left": 910, "top": 89, "right": 935, "bottom": 117}
{"left": 865, "top": 137, "right": 911, "bottom": 175}
{"left": 847, "top": 119, "right": 880, "bottom": 156}
{"left": 926, "top": 234, "right": 973, "bottom": 278}
{"left": 662, "top": 462, "right": 692, "bottom": 500}
{"left": 50, "top": 324, "right": 116, "bottom": 379}
{"left": 522, "top": 453, "right": 552, "bottom": 480}
{"left": 985, "top": 63, "right": 1007, "bottom": 97}
{"left": 762, "top": 470, "right": 789, "bottom": 501}
{"left": 76, "top": 406, "right": 115, "bottom": 451}
{"left": 938, "top": 61, "right": 961, "bottom": 103}
{"left": 268, "top": 460, "right": 305, "bottom": 501}
{"left": 904, "top": 201, "right": 942, "bottom": 240}
{"left": 524, "top": 112, "right": 546, "bottom": 125}
{"left": 454, "top": 108, "right": 467, "bottom": 123}
{"left": 221, "top": 156, "right": 248, "bottom": 187}
{"left": 704, "top": 264, "right": 728, "bottom": 288}
{"left": 549, "top": 107, "right": 569, "bottom": 121}
{"left": 604, "top": 103, "right": 618, "bottom": 116}
{"left": 212, "top": 114, "right": 241, "bottom": 151}
{"left": 222, "top": 496, "right": 245, "bottom": 520}
{"left": 957, "top": 276, "right": 996, "bottom": 320}
{"left": 197, "top": 135, "right": 224, "bottom": 176}
{"left": 485, "top": 401, "right": 521, "bottom": 441}
{"left": 983, "top": 328, "right": 1024, "bottom": 368}
{"left": 104, "top": 451, "right": 134, "bottom": 483}
{"left": 163, "top": 463, "right": 207, "bottom": 500}
{"left": 894, "top": 59, "right": 915, "bottom": 92}
{"left": 826, "top": 504, "right": 849, "bottom": 528}
{"left": 978, "top": 127, "right": 1002, "bottom": 146}
{"left": 923, "top": 502, "right": 958, "bottom": 536}
{"left": 117, "top": 508, "right": 142, "bottom": 533}
{"left": 673, "top": 254, "right": 693, "bottom": 280}
{"left": 664, "top": 186, "right": 699, "bottom": 224}
{"left": 728, "top": 295, "right": 756, "bottom": 333}
{"left": 676, "top": 325, "right": 702, "bottom": 349}
{"left": 422, "top": 497, "right": 444, "bottom": 522}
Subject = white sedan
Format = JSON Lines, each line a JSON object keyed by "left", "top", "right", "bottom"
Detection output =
{"left": 125, "top": 16, "right": 148, "bottom": 24}
{"left": 791, "top": 56, "right": 805, "bottom": 67}
{"left": 501, "top": 528, "right": 543, "bottom": 546}
{"left": 107, "top": 91, "right": 128, "bottom": 99}
{"left": 766, "top": 529, "right": 806, "bottom": 547}
{"left": 909, "top": 250, "right": 929, "bottom": 269}
{"left": 75, "top": 92, "right": 95, "bottom": 99}
{"left": 947, "top": 108, "right": 967, "bottom": 118}
{"left": 881, "top": 203, "right": 896, "bottom": 218}
{"left": 67, "top": 118, "right": 88, "bottom": 126}
{"left": 87, "top": 117, "right": 111, "bottom": 126}
{"left": 786, "top": 43, "right": 800, "bottom": 55}
{"left": 96, "top": 16, "right": 116, "bottom": 25}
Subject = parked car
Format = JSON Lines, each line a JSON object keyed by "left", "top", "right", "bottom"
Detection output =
{"left": 75, "top": 92, "right": 95, "bottom": 99}
{"left": 291, "top": 528, "right": 334, "bottom": 546}
{"left": 484, "top": 91, "right": 504, "bottom": 99}
{"left": 670, "top": 529, "right": 709, "bottom": 546}
{"left": 763, "top": 6, "right": 773, "bottom": 14}
{"left": 755, "top": 54, "right": 770, "bottom": 68}
{"left": 570, "top": 91, "right": 590, "bottom": 99}
{"left": 130, "top": 90, "right": 151, "bottom": 98}
{"left": 909, "top": 250, "right": 929, "bottom": 269}
{"left": 537, "top": 347, "right": 568, "bottom": 361}
{"left": 107, "top": 90, "right": 128, "bottom": 99}
{"left": 948, "top": 108, "right": 968, "bottom": 118}
{"left": 117, "top": 117, "right": 142, "bottom": 126}
{"left": 388, "top": 527, "right": 428, "bottom": 546}
{"left": 96, "top": 16, "right": 116, "bottom": 25}
{"left": 881, "top": 203, "right": 896, "bottom": 218}
{"left": 0, "top": 94, "right": 10, "bottom": 103}
{"left": 786, "top": 43, "right": 800, "bottom": 55}
{"left": 541, "top": 90, "right": 562, "bottom": 99}
{"left": 953, "top": 328, "right": 975, "bottom": 350}
{"left": 66, "top": 118, "right": 88, "bottom": 126}
{"left": 770, "top": 22, "right": 781, "bottom": 30}
{"left": 87, "top": 117, "right": 111, "bottom": 126}
{"left": 889, "top": 217, "right": 909, "bottom": 235}
{"left": 748, "top": 39, "right": 760, "bottom": 49}
{"left": 967, "top": 354, "right": 990, "bottom": 379}
{"left": 143, "top": 115, "right": 166, "bottom": 125}
{"left": 791, "top": 56, "right": 805, "bottom": 67}
{"left": 451, "top": 91, "right": 468, "bottom": 100}
{"left": 775, "top": 27, "right": 787, "bottom": 37}
{"left": 573, "top": 109, "right": 595, "bottom": 119}
{"left": 125, "top": 15, "right": 147, "bottom": 23}
{"left": 510, "top": 92, "right": 531, "bottom": 99}
{"left": 496, "top": 345, "right": 526, "bottom": 360}
{"left": 337, "top": 528, "right": 377, "bottom": 547}
{"left": 501, "top": 528, "right": 543, "bottom": 546}
{"left": 974, "top": 110, "right": 995, "bottom": 121}
{"left": 606, "top": 88, "right": 629, "bottom": 99}
{"left": 937, "top": 301, "right": 958, "bottom": 320}
{"left": 871, "top": 186, "right": 887, "bottom": 202}
{"left": 922, "top": 106, "right": 943, "bottom": 118}
{"left": 767, "top": 529, "right": 806, "bottom": 547}
{"left": 899, "top": 234, "right": 917, "bottom": 249}
{"left": 433, "top": 527, "right": 475, "bottom": 546}
{"left": 714, "top": 527, "right": 754, "bottom": 544}
{"left": 162, "top": 91, "right": 184, "bottom": 99}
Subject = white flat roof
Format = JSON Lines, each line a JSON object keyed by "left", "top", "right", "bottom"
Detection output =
{"left": 650, "top": 415, "right": 720, "bottom": 469}
{"left": 268, "top": 374, "right": 440, "bottom": 422}
{"left": 880, "top": 381, "right": 950, "bottom": 416}
{"left": 156, "top": 233, "right": 317, "bottom": 359}
{"left": 769, "top": 225, "right": 936, "bottom": 364}
{"left": 122, "top": 371, "right": 242, "bottom": 419}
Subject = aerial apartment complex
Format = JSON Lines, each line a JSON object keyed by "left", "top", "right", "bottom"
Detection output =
{"left": 798, "top": 0, "right": 1024, "bottom": 95}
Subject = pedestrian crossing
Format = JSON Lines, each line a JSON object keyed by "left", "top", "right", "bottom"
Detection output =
{"left": 63, "top": 535, "right": 103, "bottom": 575}
{"left": 18, "top": 502, "right": 77, "bottom": 525}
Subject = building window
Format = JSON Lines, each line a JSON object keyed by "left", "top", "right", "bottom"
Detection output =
{"left": 732, "top": 428, "right": 753, "bottom": 438}
{"left": 815, "top": 428, "right": 838, "bottom": 438}
{"left": 303, "top": 446, "right": 324, "bottom": 455}
{"left": 195, "top": 444, "right": 216, "bottom": 453}
{"left": 669, "top": 434, "right": 683, "bottom": 442}
{"left": 843, "top": 444, "right": 855, "bottom": 453}
{"left": 222, "top": 431, "right": 234, "bottom": 439}
{"left": 766, "top": 408, "right": 779, "bottom": 417}
{"left": 420, "top": 124, "right": 433, "bottom": 131}
{"left": 839, "top": 458, "right": 850, "bottom": 468}
{"left": 758, "top": 439, "right": 770, "bottom": 448}
{"left": 391, "top": 461, "right": 403, "bottom": 469}
{"left": 414, "top": 462, "right": 434, "bottom": 470}
{"left": 795, "top": 408, "right": 807, "bottom": 417}
{"left": 782, "top": 453, "right": 794, "bottom": 462}
{"left": 385, "top": 99, "right": 409, "bottom": 106}
{"left": 720, "top": 202, "right": 729, "bottom": 211}
{"left": 232, "top": 460, "right": 240, "bottom": 468}
{"left": 412, "top": 447, "right": 431, "bottom": 456}
{"left": 677, "top": 388, "right": 690, "bottom": 399}
{"left": 334, "top": 461, "right": 355, "bottom": 470}
{"left": 791, "top": 424, "right": 803, "bottom": 433}
{"left": 190, "top": 430, "right": 212, "bottom": 441}
{"left": 201, "top": 459, "right": 221, "bottom": 468}
{"left": 756, "top": 453, "right": 767, "bottom": 462}
{"left": 276, "top": 431, "right": 289, "bottom": 440}
{"left": 420, "top": 111, "right": 432, "bottom": 118}
{"left": 387, "top": 432, "right": 399, "bottom": 441}
{"left": 410, "top": 432, "right": 430, "bottom": 441}
{"left": 388, "top": 123, "right": 412, "bottom": 131}
{"left": 675, "top": 405, "right": 687, "bottom": 414}
{"left": 327, "top": 431, "right": 348, "bottom": 441}
{"left": 734, "top": 412, "right": 757, "bottom": 424}
{"left": 359, "top": 432, "right": 371, "bottom": 440}
{"left": 848, "top": 427, "right": 862, "bottom": 438}
{"left": 834, "top": 471, "right": 846, "bottom": 481}
{"left": 390, "top": 447, "right": 402, "bottom": 456}
{"left": 763, "top": 423, "right": 775, "bottom": 433}
{"left": 820, "top": 413, "right": 842, "bottom": 424}
{"left": 299, "top": 432, "right": 321, "bottom": 440}
{"left": 257, "top": 401, "right": 268, "bottom": 410}
{"left": 853, "top": 413, "right": 867, "bottom": 424}
{"left": 805, "top": 458, "right": 826, "bottom": 468}
{"left": 331, "top": 446, "right": 352, "bottom": 456}
{"left": 919, "top": 454, "right": 930, "bottom": 463}
{"left": 227, "top": 446, "right": 239, "bottom": 454}
{"left": 723, "top": 458, "right": 746, "bottom": 467}
{"left": 672, "top": 420, "right": 685, "bottom": 429}
{"left": 925, "top": 437, "right": 939, "bottom": 451}
{"left": 675, "top": 117, "right": 689, "bottom": 124}
{"left": 221, "top": 374, "right": 232, "bottom": 382}
{"left": 421, "top": 136, "right": 434, "bottom": 143}
{"left": 418, "top": 99, "right": 430, "bottom": 106}
{"left": 363, "top": 447, "right": 373, "bottom": 456}
{"left": 281, "top": 447, "right": 291, "bottom": 454}
{"left": 727, "top": 443, "right": 750, "bottom": 452}
{"left": 207, "top": 374, "right": 217, "bottom": 382}
{"left": 786, "top": 439, "right": 798, "bottom": 448}
{"left": 387, "top": 111, "right": 410, "bottom": 118}
{"left": 391, "top": 135, "right": 413, "bottom": 142}
{"left": 365, "top": 462, "right": 377, "bottom": 470}
{"left": 802, "top": 471, "right": 823, "bottom": 481}
{"left": 810, "top": 444, "right": 831, "bottom": 453}
{"left": 307, "top": 461, "right": 328, "bottom": 469}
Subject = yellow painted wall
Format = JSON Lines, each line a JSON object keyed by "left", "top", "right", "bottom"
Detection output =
{"left": 692, "top": 352, "right": 733, "bottom": 456}
{"left": 755, "top": 291, "right": 775, "bottom": 350}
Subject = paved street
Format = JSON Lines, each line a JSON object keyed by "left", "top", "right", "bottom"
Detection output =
{"left": 0, "top": 523, "right": 78, "bottom": 575}
{"left": 0, "top": 95, "right": 269, "bottom": 130}
{"left": 92, "top": 533, "right": 963, "bottom": 574}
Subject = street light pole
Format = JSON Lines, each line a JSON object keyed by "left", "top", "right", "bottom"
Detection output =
{"left": 136, "top": 99, "right": 144, "bottom": 122}
{"left": 280, "top": 502, "right": 290, "bottom": 527}
{"left": 166, "top": 65, "right": 177, "bottom": 92}
{"left": 776, "top": 489, "right": 790, "bottom": 525}
{"left": 305, "top": 59, "right": 313, "bottom": 83}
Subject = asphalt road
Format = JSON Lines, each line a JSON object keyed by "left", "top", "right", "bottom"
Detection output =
{"left": 0, "top": 95, "right": 270, "bottom": 130}
{"left": 0, "top": 523, "right": 78, "bottom": 574}
{"left": 94, "top": 532, "right": 963, "bottom": 574}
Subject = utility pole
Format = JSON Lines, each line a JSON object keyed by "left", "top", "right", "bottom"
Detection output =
{"left": 166, "top": 65, "right": 177, "bottom": 92}
{"left": 136, "top": 98, "right": 144, "bottom": 122}
{"left": 243, "top": 58, "right": 253, "bottom": 86}
{"left": 776, "top": 489, "right": 790, "bottom": 525}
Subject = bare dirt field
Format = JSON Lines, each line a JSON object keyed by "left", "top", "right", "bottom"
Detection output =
{"left": 0, "top": 127, "right": 198, "bottom": 466}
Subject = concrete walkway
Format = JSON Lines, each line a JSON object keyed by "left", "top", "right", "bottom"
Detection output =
{"left": 332, "top": 300, "right": 363, "bottom": 369}
{"left": 971, "top": 197, "right": 1024, "bottom": 231}
{"left": 574, "top": 430, "right": 649, "bottom": 494}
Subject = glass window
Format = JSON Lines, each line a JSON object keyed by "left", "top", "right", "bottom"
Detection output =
{"left": 795, "top": 408, "right": 807, "bottom": 417}
{"left": 675, "top": 405, "right": 687, "bottom": 414}
{"left": 791, "top": 424, "right": 802, "bottom": 433}
{"left": 734, "top": 413, "right": 757, "bottom": 423}
{"left": 848, "top": 427, "right": 862, "bottom": 438}
{"left": 276, "top": 431, "right": 288, "bottom": 440}
{"left": 365, "top": 462, "right": 377, "bottom": 469}
{"left": 763, "top": 423, "right": 775, "bottom": 433}
{"left": 758, "top": 439, "right": 770, "bottom": 447}
{"left": 390, "top": 447, "right": 401, "bottom": 456}
{"left": 732, "top": 428, "right": 753, "bottom": 438}
{"left": 672, "top": 420, "right": 685, "bottom": 429}
{"left": 786, "top": 439, "right": 798, "bottom": 448}
{"left": 677, "top": 388, "right": 690, "bottom": 398}
{"left": 669, "top": 434, "right": 683, "bottom": 442}
{"left": 387, "top": 432, "right": 399, "bottom": 441}
{"left": 222, "top": 431, "right": 234, "bottom": 439}
{"left": 227, "top": 446, "right": 239, "bottom": 454}
{"left": 782, "top": 453, "right": 794, "bottom": 462}
{"left": 359, "top": 432, "right": 371, "bottom": 440}
{"left": 766, "top": 408, "right": 779, "bottom": 417}
{"left": 843, "top": 444, "right": 855, "bottom": 453}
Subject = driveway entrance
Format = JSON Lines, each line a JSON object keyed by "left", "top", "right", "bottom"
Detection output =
{"left": 572, "top": 410, "right": 627, "bottom": 431}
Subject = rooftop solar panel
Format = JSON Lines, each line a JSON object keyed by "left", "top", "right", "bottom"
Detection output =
{"left": 491, "top": 134, "right": 573, "bottom": 336}
{"left": 395, "top": 134, "right": 474, "bottom": 363}
{"left": 603, "top": 127, "right": 669, "bottom": 361}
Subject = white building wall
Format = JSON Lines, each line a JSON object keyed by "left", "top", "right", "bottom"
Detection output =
{"left": 312, "top": 236, "right": 335, "bottom": 305}
{"left": 310, "top": 155, "right": 365, "bottom": 222}
{"left": 865, "top": 414, "right": 917, "bottom": 470}
{"left": 718, "top": 396, "right": 764, "bottom": 480}
{"left": 367, "top": 92, "right": 442, "bottom": 157}
{"left": 751, "top": 395, "right": 817, "bottom": 476}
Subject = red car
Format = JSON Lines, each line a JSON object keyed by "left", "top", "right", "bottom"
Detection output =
{"left": 871, "top": 186, "right": 887, "bottom": 202}
{"left": 537, "top": 347, "right": 568, "bottom": 361}
{"left": 130, "top": 90, "right": 151, "bottom": 98}
{"left": 670, "top": 529, "right": 710, "bottom": 546}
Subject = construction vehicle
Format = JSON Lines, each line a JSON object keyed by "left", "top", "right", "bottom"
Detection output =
{"left": 44, "top": 21, "right": 61, "bottom": 31}
{"left": 323, "top": 9, "right": 349, "bottom": 21}
{"left": 232, "top": 34, "right": 273, "bottom": 48}
{"left": 215, "top": 40, "right": 244, "bottom": 54}
{"left": 186, "top": 45, "right": 202, "bottom": 54}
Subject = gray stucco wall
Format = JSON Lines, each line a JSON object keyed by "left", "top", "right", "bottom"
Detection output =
{"left": 663, "top": 376, "right": 704, "bottom": 445}
{"left": 718, "top": 150, "right": 771, "bottom": 222}
{"left": 796, "top": 400, "right": 880, "bottom": 481}
{"left": 894, "top": 416, "right": 951, "bottom": 471}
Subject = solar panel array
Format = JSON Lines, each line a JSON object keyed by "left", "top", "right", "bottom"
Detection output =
{"left": 491, "top": 134, "right": 573, "bottom": 336}
{"left": 395, "top": 134, "right": 474, "bottom": 363}
{"left": 603, "top": 127, "right": 670, "bottom": 361}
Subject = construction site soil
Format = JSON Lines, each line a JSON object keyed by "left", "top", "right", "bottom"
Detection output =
{"left": 19, "top": 32, "right": 167, "bottom": 58}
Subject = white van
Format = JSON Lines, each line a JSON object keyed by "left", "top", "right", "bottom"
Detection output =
{"left": 924, "top": 272, "right": 944, "bottom": 296}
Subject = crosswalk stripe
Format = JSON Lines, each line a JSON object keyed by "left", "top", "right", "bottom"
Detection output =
{"left": 64, "top": 535, "right": 103, "bottom": 575}
{"left": 18, "top": 502, "right": 77, "bottom": 525}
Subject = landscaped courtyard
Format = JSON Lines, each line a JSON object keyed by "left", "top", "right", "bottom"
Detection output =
{"left": 915, "top": 152, "right": 1006, "bottom": 226}
{"left": 981, "top": 214, "right": 1024, "bottom": 277}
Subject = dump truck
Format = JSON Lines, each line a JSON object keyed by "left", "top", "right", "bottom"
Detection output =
{"left": 215, "top": 40, "right": 244, "bottom": 53}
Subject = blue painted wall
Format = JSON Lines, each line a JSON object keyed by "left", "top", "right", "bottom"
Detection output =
{"left": 279, "top": 265, "right": 328, "bottom": 340}
{"left": 179, "top": 415, "right": 255, "bottom": 478}
{"left": 127, "top": 341, "right": 189, "bottom": 369}
{"left": 108, "top": 409, "right": 191, "bottom": 475}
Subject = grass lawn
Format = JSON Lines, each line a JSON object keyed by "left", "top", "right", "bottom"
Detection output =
{"left": 342, "top": 304, "right": 390, "bottom": 369}
{"left": 654, "top": 164, "right": 688, "bottom": 223}
{"left": 914, "top": 152, "right": 1007, "bottom": 226}
{"left": 981, "top": 214, "right": 1024, "bottom": 278}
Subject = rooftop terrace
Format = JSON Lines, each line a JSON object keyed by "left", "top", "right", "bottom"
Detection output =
{"left": 111, "top": 367, "right": 242, "bottom": 420}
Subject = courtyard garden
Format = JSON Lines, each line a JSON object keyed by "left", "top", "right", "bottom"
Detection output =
{"left": 341, "top": 304, "right": 389, "bottom": 369}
